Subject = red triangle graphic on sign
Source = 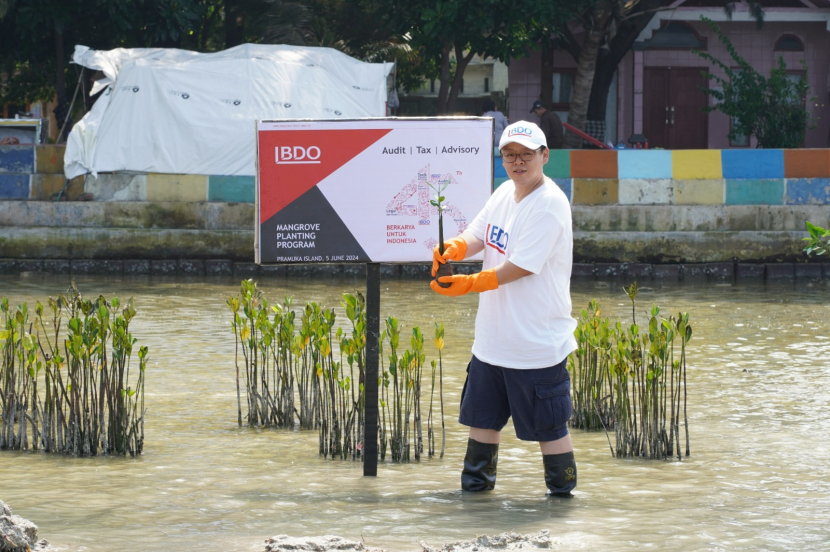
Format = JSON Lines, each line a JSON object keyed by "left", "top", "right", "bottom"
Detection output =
{"left": 258, "top": 128, "right": 392, "bottom": 222}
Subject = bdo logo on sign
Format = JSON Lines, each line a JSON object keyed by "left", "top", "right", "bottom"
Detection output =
{"left": 275, "top": 146, "right": 322, "bottom": 165}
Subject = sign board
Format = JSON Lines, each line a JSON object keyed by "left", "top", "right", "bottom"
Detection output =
{"left": 255, "top": 118, "right": 493, "bottom": 264}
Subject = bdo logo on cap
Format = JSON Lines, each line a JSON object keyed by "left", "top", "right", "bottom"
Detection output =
{"left": 508, "top": 126, "right": 533, "bottom": 137}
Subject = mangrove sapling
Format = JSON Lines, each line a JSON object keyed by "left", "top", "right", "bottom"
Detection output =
{"left": 430, "top": 178, "right": 453, "bottom": 288}
{"left": 571, "top": 292, "right": 693, "bottom": 460}
{"left": 625, "top": 282, "right": 637, "bottom": 324}
{"left": 315, "top": 305, "right": 343, "bottom": 458}
{"left": 434, "top": 322, "right": 446, "bottom": 458}
{"left": 227, "top": 296, "right": 243, "bottom": 426}
{"left": 226, "top": 282, "right": 446, "bottom": 464}
{"left": 229, "top": 281, "right": 297, "bottom": 429}
{"left": 427, "top": 359, "right": 436, "bottom": 457}
{"left": 385, "top": 316, "right": 406, "bottom": 461}
{"left": 411, "top": 327, "right": 425, "bottom": 461}
{"left": 296, "top": 303, "right": 323, "bottom": 429}
{"left": 569, "top": 300, "right": 615, "bottom": 431}
{"left": 1, "top": 285, "right": 147, "bottom": 456}
{"left": 379, "top": 330, "right": 389, "bottom": 460}
{"left": 340, "top": 292, "right": 367, "bottom": 459}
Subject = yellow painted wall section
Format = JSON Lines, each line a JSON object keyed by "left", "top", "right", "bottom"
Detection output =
{"left": 30, "top": 174, "right": 84, "bottom": 200}
{"left": 674, "top": 179, "right": 725, "bottom": 205}
{"left": 35, "top": 145, "right": 66, "bottom": 174}
{"left": 146, "top": 174, "right": 208, "bottom": 202}
{"left": 672, "top": 150, "right": 722, "bottom": 180}
{"left": 572, "top": 178, "right": 619, "bottom": 205}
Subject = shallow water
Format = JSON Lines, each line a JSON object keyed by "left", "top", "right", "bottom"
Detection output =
{"left": 1, "top": 273, "right": 829, "bottom": 551}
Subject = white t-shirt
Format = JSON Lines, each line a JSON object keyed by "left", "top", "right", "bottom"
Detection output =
{"left": 467, "top": 177, "right": 577, "bottom": 369}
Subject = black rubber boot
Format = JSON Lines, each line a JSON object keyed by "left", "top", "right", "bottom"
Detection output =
{"left": 543, "top": 451, "right": 577, "bottom": 497}
{"left": 461, "top": 438, "right": 498, "bottom": 491}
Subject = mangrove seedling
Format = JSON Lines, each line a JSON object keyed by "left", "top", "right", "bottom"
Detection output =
{"left": 804, "top": 221, "right": 829, "bottom": 257}
{"left": 434, "top": 322, "right": 446, "bottom": 458}
{"left": 1, "top": 284, "right": 147, "bottom": 456}
{"left": 430, "top": 178, "right": 453, "bottom": 288}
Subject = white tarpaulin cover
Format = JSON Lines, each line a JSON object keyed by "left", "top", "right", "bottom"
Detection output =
{"left": 64, "top": 44, "right": 394, "bottom": 179}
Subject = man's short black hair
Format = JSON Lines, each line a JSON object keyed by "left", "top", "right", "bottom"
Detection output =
{"left": 482, "top": 100, "right": 496, "bottom": 112}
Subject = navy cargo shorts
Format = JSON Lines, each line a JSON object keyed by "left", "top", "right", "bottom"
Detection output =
{"left": 458, "top": 355, "right": 572, "bottom": 442}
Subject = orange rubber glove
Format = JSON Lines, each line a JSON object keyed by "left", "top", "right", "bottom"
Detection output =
{"left": 430, "top": 268, "right": 499, "bottom": 297}
{"left": 431, "top": 236, "right": 468, "bottom": 276}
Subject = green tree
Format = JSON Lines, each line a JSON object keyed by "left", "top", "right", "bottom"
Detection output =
{"left": 299, "top": 0, "right": 434, "bottom": 94}
{"left": 222, "top": 0, "right": 309, "bottom": 47}
{"left": 0, "top": 0, "right": 204, "bottom": 136}
{"left": 693, "top": 17, "right": 814, "bottom": 149}
{"left": 392, "top": 0, "right": 586, "bottom": 114}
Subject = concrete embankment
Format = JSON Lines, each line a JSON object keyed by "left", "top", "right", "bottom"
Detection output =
{"left": 1, "top": 200, "right": 827, "bottom": 270}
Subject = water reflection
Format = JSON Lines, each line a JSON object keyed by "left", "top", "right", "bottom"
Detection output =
{"left": 1, "top": 273, "right": 829, "bottom": 551}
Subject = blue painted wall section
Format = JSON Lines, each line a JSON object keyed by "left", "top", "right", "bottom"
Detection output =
{"left": 721, "top": 150, "right": 785, "bottom": 179}
{"left": 618, "top": 150, "right": 672, "bottom": 179}
{"left": 725, "top": 179, "right": 785, "bottom": 205}
{"left": 0, "top": 174, "right": 30, "bottom": 198}
{"left": 785, "top": 178, "right": 830, "bottom": 205}
{"left": 493, "top": 156, "right": 508, "bottom": 178}
{"left": 208, "top": 175, "right": 255, "bottom": 203}
{"left": 553, "top": 178, "right": 572, "bottom": 201}
{"left": 0, "top": 146, "right": 35, "bottom": 174}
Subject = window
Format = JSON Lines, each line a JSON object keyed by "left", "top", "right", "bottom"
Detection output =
{"left": 785, "top": 72, "right": 807, "bottom": 105}
{"left": 484, "top": 78, "right": 489, "bottom": 93}
{"left": 640, "top": 21, "right": 706, "bottom": 50}
{"left": 730, "top": 115, "right": 750, "bottom": 147}
{"left": 430, "top": 79, "right": 435, "bottom": 93}
{"left": 552, "top": 72, "right": 574, "bottom": 106}
{"left": 774, "top": 35, "right": 804, "bottom": 52}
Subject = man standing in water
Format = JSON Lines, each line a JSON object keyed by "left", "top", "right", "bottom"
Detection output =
{"left": 430, "top": 121, "right": 577, "bottom": 497}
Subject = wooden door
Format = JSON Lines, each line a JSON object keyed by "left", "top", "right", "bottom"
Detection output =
{"left": 643, "top": 68, "right": 670, "bottom": 148}
{"left": 643, "top": 67, "right": 708, "bottom": 149}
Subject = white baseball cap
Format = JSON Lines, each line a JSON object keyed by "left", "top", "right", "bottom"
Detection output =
{"left": 498, "top": 121, "right": 547, "bottom": 150}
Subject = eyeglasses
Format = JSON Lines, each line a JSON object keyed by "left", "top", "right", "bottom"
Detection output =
{"left": 500, "top": 149, "right": 541, "bottom": 163}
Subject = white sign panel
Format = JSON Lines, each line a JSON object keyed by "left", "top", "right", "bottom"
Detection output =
{"left": 256, "top": 118, "right": 493, "bottom": 264}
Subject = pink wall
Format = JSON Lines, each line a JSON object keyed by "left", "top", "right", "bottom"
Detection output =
{"left": 511, "top": 19, "right": 830, "bottom": 148}
{"left": 506, "top": 51, "right": 542, "bottom": 125}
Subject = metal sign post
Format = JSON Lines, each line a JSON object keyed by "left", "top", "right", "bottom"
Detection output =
{"left": 363, "top": 263, "right": 381, "bottom": 476}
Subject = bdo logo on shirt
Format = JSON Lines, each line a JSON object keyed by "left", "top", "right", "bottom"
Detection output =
{"left": 486, "top": 223, "right": 509, "bottom": 254}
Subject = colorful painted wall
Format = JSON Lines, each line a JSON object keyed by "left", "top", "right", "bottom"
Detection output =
{"left": 2, "top": 144, "right": 830, "bottom": 264}
{"left": 495, "top": 148, "right": 830, "bottom": 207}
